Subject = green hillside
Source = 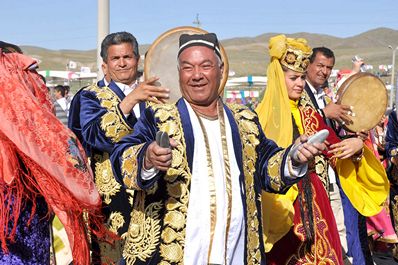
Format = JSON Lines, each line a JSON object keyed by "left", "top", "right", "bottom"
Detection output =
{"left": 21, "top": 27, "right": 398, "bottom": 78}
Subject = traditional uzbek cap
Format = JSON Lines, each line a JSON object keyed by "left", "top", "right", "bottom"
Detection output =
{"left": 269, "top": 35, "right": 312, "bottom": 73}
{"left": 178, "top": 33, "right": 222, "bottom": 59}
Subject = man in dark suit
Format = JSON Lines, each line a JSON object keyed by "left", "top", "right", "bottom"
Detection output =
{"left": 301, "top": 47, "right": 373, "bottom": 264}
{"left": 303, "top": 47, "right": 352, "bottom": 128}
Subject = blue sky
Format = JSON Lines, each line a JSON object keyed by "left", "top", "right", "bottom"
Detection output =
{"left": 1, "top": 0, "right": 398, "bottom": 50}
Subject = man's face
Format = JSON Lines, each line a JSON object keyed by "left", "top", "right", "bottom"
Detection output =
{"left": 306, "top": 53, "right": 334, "bottom": 88}
{"left": 104, "top": 43, "right": 139, "bottom": 85}
{"left": 178, "top": 46, "right": 223, "bottom": 107}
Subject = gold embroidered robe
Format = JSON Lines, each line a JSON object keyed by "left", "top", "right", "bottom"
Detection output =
{"left": 110, "top": 99, "right": 302, "bottom": 265}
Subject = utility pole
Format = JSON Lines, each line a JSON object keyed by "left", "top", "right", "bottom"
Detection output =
{"left": 193, "top": 13, "right": 201, "bottom": 28}
{"left": 97, "top": 0, "right": 110, "bottom": 80}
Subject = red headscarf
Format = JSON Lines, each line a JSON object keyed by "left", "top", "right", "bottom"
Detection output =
{"left": 0, "top": 50, "right": 110, "bottom": 264}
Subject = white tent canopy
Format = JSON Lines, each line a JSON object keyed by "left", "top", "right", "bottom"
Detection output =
{"left": 225, "top": 76, "right": 267, "bottom": 88}
{"left": 38, "top": 70, "right": 97, "bottom": 80}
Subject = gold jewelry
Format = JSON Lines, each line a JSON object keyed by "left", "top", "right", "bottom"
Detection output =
{"left": 351, "top": 147, "right": 364, "bottom": 162}
{"left": 391, "top": 148, "right": 398, "bottom": 157}
{"left": 280, "top": 46, "right": 312, "bottom": 73}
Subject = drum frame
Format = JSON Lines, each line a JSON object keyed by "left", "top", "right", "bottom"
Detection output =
{"left": 144, "top": 26, "right": 229, "bottom": 101}
{"left": 336, "top": 72, "right": 387, "bottom": 132}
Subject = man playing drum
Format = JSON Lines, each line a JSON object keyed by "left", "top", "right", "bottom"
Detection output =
{"left": 300, "top": 47, "right": 388, "bottom": 264}
{"left": 68, "top": 31, "right": 170, "bottom": 263}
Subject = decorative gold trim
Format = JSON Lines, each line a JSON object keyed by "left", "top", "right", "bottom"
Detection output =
{"left": 280, "top": 47, "right": 312, "bottom": 73}
{"left": 108, "top": 211, "right": 125, "bottom": 234}
{"left": 299, "top": 89, "right": 316, "bottom": 110}
{"left": 86, "top": 84, "right": 133, "bottom": 143}
{"left": 301, "top": 106, "right": 319, "bottom": 136}
{"left": 123, "top": 191, "right": 162, "bottom": 264}
{"left": 93, "top": 153, "right": 122, "bottom": 204}
{"left": 121, "top": 143, "right": 145, "bottom": 190}
{"left": 194, "top": 99, "right": 232, "bottom": 262}
{"left": 288, "top": 185, "right": 339, "bottom": 264}
{"left": 196, "top": 114, "right": 218, "bottom": 260}
{"left": 267, "top": 150, "right": 287, "bottom": 192}
{"left": 219, "top": 103, "right": 232, "bottom": 264}
{"left": 153, "top": 103, "right": 192, "bottom": 263}
{"left": 297, "top": 102, "right": 330, "bottom": 193}
{"left": 227, "top": 103, "right": 262, "bottom": 264}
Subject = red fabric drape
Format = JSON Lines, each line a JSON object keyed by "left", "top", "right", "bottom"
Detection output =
{"left": 0, "top": 51, "right": 111, "bottom": 264}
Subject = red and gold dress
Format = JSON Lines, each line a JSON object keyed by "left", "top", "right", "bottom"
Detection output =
{"left": 265, "top": 104, "right": 343, "bottom": 265}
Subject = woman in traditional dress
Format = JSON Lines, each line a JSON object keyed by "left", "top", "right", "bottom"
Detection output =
{"left": 0, "top": 42, "right": 110, "bottom": 264}
{"left": 256, "top": 35, "right": 389, "bottom": 264}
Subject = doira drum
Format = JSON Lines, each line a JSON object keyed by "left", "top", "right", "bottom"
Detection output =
{"left": 336, "top": 72, "right": 387, "bottom": 132}
{"left": 144, "top": 26, "right": 229, "bottom": 103}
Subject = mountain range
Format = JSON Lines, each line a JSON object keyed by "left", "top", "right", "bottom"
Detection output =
{"left": 20, "top": 27, "right": 398, "bottom": 77}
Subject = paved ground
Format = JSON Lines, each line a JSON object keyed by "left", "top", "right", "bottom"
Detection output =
{"left": 373, "top": 252, "right": 398, "bottom": 265}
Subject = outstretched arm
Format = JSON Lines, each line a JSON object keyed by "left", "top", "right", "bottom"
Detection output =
{"left": 111, "top": 107, "right": 164, "bottom": 190}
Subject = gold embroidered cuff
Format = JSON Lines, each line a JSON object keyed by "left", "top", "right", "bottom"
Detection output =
{"left": 121, "top": 144, "right": 145, "bottom": 189}
{"left": 267, "top": 150, "right": 286, "bottom": 191}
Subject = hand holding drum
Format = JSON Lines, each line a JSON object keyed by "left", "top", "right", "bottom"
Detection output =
{"left": 336, "top": 72, "right": 387, "bottom": 132}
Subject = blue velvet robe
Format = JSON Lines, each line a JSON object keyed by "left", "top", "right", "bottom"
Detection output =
{"left": 385, "top": 110, "right": 398, "bottom": 241}
{"left": 386, "top": 110, "right": 398, "bottom": 159}
{"left": 110, "top": 98, "right": 300, "bottom": 265}
{"left": 68, "top": 79, "right": 146, "bottom": 262}
{"left": 0, "top": 196, "right": 49, "bottom": 264}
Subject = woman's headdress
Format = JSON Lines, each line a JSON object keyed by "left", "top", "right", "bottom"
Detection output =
{"left": 256, "top": 35, "right": 312, "bottom": 147}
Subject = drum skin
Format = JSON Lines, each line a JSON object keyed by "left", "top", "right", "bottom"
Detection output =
{"left": 336, "top": 72, "right": 387, "bottom": 132}
{"left": 144, "top": 26, "right": 229, "bottom": 103}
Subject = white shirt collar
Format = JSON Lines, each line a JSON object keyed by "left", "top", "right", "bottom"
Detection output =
{"left": 103, "top": 79, "right": 139, "bottom": 96}
{"left": 116, "top": 80, "right": 138, "bottom": 95}
{"left": 306, "top": 80, "right": 324, "bottom": 96}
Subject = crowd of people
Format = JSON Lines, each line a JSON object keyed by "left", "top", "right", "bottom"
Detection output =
{"left": 0, "top": 30, "right": 398, "bottom": 265}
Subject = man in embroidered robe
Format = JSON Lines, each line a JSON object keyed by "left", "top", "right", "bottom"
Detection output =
{"left": 68, "top": 31, "right": 170, "bottom": 263}
{"left": 110, "top": 33, "right": 326, "bottom": 265}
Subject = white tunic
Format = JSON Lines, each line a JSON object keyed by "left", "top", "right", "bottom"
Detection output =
{"left": 183, "top": 101, "right": 245, "bottom": 265}
{"left": 141, "top": 100, "right": 307, "bottom": 265}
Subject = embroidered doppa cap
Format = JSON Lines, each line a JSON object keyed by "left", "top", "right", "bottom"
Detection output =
{"left": 269, "top": 35, "right": 312, "bottom": 73}
{"left": 178, "top": 33, "right": 222, "bottom": 59}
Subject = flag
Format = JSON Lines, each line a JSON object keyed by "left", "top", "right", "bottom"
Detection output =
{"left": 68, "top": 61, "right": 77, "bottom": 69}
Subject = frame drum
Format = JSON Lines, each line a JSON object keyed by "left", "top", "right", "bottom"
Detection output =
{"left": 144, "top": 26, "right": 229, "bottom": 103}
{"left": 336, "top": 72, "right": 387, "bottom": 132}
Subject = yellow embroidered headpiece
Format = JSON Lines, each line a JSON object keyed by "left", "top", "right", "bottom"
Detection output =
{"left": 269, "top": 35, "right": 312, "bottom": 73}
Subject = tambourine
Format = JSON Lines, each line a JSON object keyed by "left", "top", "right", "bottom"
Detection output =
{"left": 144, "top": 26, "right": 229, "bottom": 103}
{"left": 337, "top": 72, "right": 387, "bottom": 132}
